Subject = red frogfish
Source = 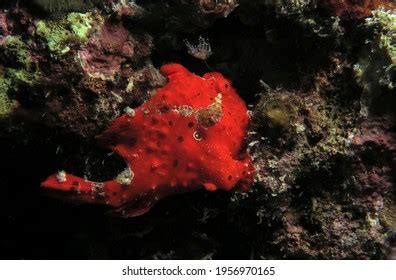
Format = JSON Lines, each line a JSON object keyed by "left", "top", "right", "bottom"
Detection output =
{"left": 41, "top": 63, "right": 255, "bottom": 217}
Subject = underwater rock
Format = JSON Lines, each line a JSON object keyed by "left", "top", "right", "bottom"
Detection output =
{"left": 198, "top": 0, "right": 239, "bottom": 17}
{"left": 0, "top": 11, "right": 9, "bottom": 45}
{"left": 108, "top": 0, "right": 144, "bottom": 19}
{"left": 352, "top": 118, "right": 396, "bottom": 155}
{"left": 0, "top": 8, "right": 41, "bottom": 118}
{"left": 0, "top": 69, "right": 18, "bottom": 118}
{"left": 355, "top": 9, "right": 396, "bottom": 112}
{"left": 134, "top": 0, "right": 240, "bottom": 35}
{"left": 78, "top": 19, "right": 143, "bottom": 81}
{"left": 380, "top": 198, "right": 396, "bottom": 233}
{"left": 239, "top": 0, "right": 316, "bottom": 17}
{"left": 35, "top": 11, "right": 101, "bottom": 56}
{"left": 229, "top": 53, "right": 395, "bottom": 258}
{"left": 30, "top": 0, "right": 102, "bottom": 15}
{"left": 0, "top": 2, "right": 164, "bottom": 140}
{"left": 319, "top": 0, "right": 395, "bottom": 18}
{"left": 250, "top": 85, "right": 358, "bottom": 194}
{"left": 350, "top": 117, "right": 395, "bottom": 201}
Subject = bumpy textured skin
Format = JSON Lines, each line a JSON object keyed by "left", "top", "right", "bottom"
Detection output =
{"left": 41, "top": 64, "right": 254, "bottom": 217}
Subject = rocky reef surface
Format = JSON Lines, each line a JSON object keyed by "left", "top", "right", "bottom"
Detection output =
{"left": 0, "top": 0, "right": 395, "bottom": 259}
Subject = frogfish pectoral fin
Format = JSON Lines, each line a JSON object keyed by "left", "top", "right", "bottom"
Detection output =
{"left": 41, "top": 172, "right": 165, "bottom": 217}
{"left": 41, "top": 172, "right": 123, "bottom": 206}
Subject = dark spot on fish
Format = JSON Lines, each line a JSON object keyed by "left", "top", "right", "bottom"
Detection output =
{"left": 130, "top": 137, "right": 137, "bottom": 146}
{"left": 159, "top": 104, "right": 170, "bottom": 113}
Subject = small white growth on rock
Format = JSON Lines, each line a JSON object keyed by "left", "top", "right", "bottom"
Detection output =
{"left": 248, "top": 140, "right": 260, "bottom": 147}
{"left": 126, "top": 80, "right": 134, "bottom": 93}
{"left": 294, "top": 122, "right": 306, "bottom": 133}
{"left": 366, "top": 212, "right": 380, "bottom": 227}
{"left": 56, "top": 170, "right": 67, "bottom": 183}
{"left": 345, "top": 131, "right": 356, "bottom": 147}
{"left": 115, "top": 167, "right": 134, "bottom": 185}
{"left": 124, "top": 106, "right": 135, "bottom": 117}
{"left": 111, "top": 91, "right": 124, "bottom": 103}
{"left": 267, "top": 159, "right": 278, "bottom": 169}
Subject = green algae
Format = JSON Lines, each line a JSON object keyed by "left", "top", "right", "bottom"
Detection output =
{"left": 36, "top": 20, "right": 73, "bottom": 55}
{"left": 0, "top": 36, "right": 41, "bottom": 86}
{"left": 1, "top": 36, "right": 33, "bottom": 68}
{"left": 0, "top": 35, "right": 41, "bottom": 116}
{"left": 36, "top": 12, "right": 97, "bottom": 57}
{"left": 355, "top": 9, "right": 396, "bottom": 94}
{"left": 126, "top": 78, "right": 134, "bottom": 93}
{"left": 371, "top": 10, "right": 396, "bottom": 63}
{"left": 67, "top": 12, "right": 95, "bottom": 40}
{"left": 0, "top": 75, "right": 17, "bottom": 117}
{"left": 6, "top": 68, "right": 41, "bottom": 87}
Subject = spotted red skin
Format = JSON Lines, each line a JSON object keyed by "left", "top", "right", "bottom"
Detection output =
{"left": 41, "top": 63, "right": 255, "bottom": 217}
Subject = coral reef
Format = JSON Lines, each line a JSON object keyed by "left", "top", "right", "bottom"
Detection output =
{"left": 35, "top": 12, "right": 98, "bottom": 56}
{"left": 229, "top": 56, "right": 394, "bottom": 259}
{"left": 239, "top": 0, "right": 316, "bottom": 17}
{"left": 42, "top": 64, "right": 254, "bottom": 217}
{"left": 355, "top": 9, "right": 396, "bottom": 114}
{"left": 29, "top": 0, "right": 103, "bottom": 17}
{"left": 0, "top": 73, "right": 18, "bottom": 117}
{"left": 77, "top": 19, "right": 147, "bottom": 81}
{"left": 0, "top": 2, "right": 165, "bottom": 138}
{"left": 319, "top": 0, "right": 395, "bottom": 18}
{"left": 0, "top": 11, "right": 10, "bottom": 45}
{"left": 198, "top": 0, "right": 239, "bottom": 17}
